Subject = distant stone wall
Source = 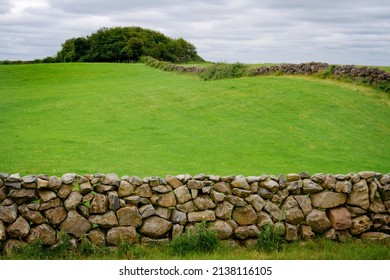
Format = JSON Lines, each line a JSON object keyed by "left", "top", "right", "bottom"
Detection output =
{"left": 1, "top": 171, "right": 389, "bottom": 253}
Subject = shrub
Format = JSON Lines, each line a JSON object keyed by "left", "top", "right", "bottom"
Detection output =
{"left": 200, "top": 62, "right": 248, "bottom": 80}
{"left": 257, "top": 224, "right": 284, "bottom": 252}
{"left": 170, "top": 222, "right": 219, "bottom": 256}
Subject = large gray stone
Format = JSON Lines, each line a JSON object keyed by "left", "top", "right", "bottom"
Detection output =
{"left": 171, "top": 210, "right": 187, "bottom": 225}
{"left": 116, "top": 206, "right": 142, "bottom": 227}
{"left": 311, "top": 191, "right": 346, "bottom": 209}
{"left": 102, "top": 173, "right": 120, "bottom": 187}
{"left": 60, "top": 210, "right": 91, "bottom": 238}
{"left": 139, "top": 216, "right": 172, "bottom": 238}
{"left": 305, "top": 209, "right": 331, "bottom": 233}
{"left": 347, "top": 180, "right": 370, "bottom": 209}
{"left": 62, "top": 173, "right": 76, "bottom": 184}
{"left": 107, "top": 226, "right": 137, "bottom": 245}
{"left": 26, "top": 223, "right": 57, "bottom": 246}
{"left": 285, "top": 207, "right": 305, "bottom": 225}
{"left": 294, "top": 195, "right": 312, "bottom": 216}
{"left": 108, "top": 191, "right": 120, "bottom": 211}
{"left": 232, "top": 205, "right": 257, "bottom": 225}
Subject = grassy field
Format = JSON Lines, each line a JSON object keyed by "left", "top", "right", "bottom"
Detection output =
{"left": 2, "top": 238, "right": 389, "bottom": 260}
{"left": 0, "top": 63, "right": 389, "bottom": 177}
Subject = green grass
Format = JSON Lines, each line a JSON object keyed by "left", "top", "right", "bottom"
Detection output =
{"left": 0, "top": 63, "right": 389, "bottom": 177}
{"left": 2, "top": 238, "right": 388, "bottom": 260}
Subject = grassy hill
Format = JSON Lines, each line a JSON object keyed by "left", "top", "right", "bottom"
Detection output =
{"left": 0, "top": 63, "right": 389, "bottom": 176}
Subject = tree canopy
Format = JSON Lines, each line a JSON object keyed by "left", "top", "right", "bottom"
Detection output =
{"left": 56, "top": 26, "right": 204, "bottom": 63}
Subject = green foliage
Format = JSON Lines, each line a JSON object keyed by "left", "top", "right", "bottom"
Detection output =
{"left": 170, "top": 222, "right": 219, "bottom": 256}
{"left": 55, "top": 26, "right": 203, "bottom": 63}
{"left": 200, "top": 62, "right": 248, "bottom": 80}
{"left": 257, "top": 224, "right": 284, "bottom": 252}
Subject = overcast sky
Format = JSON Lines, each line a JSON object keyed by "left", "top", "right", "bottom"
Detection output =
{"left": 1, "top": 0, "right": 389, "bottom": 65}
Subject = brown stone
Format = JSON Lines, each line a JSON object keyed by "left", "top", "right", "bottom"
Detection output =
{"left": 322, "top": 174, "right": 336, "bottom": 189}
{"left": 38, "top": 189, "right": 57, "bottom": 202}
{"left": 187, "top": 180, "right": 204, "bottom": 189}
{"left": 171, "top": 210, "right": 187, "bottom": 225}
{"left": 231, "top": 176, "right": 250, "bottom": 190}
{"left": 139, "top": 204, "right": 156, "bottom": 218}
{"left": 172, "top": 224, "right": 184, "bottom": 238}
{"left": 174, "top": 185, "right": 192, "bottom": 204}
{"left": 49, "top": 176, "right": 62, "bottom": 190}
{"left": 0, "top": 220, "right": 6, "bottom": 241}
{"left": 257, "top": 212, "right": 273, "bottom": 228}
{"left": 285, "top": 207, "right": 305, "bottom": 225}
{"left": 246, "top": 194, "right": 266, "bottom": 211}
{"left": 60, "top": 210, "right": 91, "bottom": 238}
{"left": 176, "top": 201, "right": 196, "bottom": 213}
{"left": 306, "top": 209, "right": 331, "bottom": 233}
{"left": 116, "top": 206, "right": 142, "bottom": 227}
{"left": 299, "top": 225, "right": 315, "bottom": 240}
{"left": 188, "top": 210, "right": 216, "bottom": 222}
{"left": 8, "top": 188, "right": 37, "bottom": 200}
{"left": 347, "top": 179, "right": 370, "bottom": 209}
{"left": 215, "top": 201, "right": 234, "bottom": 220}
{"left": 88, "top": 228, "right": 106, "bottom": 246}
{"left": 64, "top": 191, "right": 82, "bottom": 210}
{"left": 326, "top": 207, "right": 352, "bottom": 230}
{"left": 57, "top": 184, "right": 73, "bottom": 199}
{"left": 285, "top": 223, "right": 298, "bottom": 241}
{"left": 155, "top": 207, "right": 171, "bottom": 220}
{"left": 151, "top": 192, "right": 176, "bottom": 207}
{"left": 210, "top": 190, "right": 226, "bottom": 202}
{"left": 212, "top": 181, "right": 232, "bottom": 194}
{"left": 107, "top": 226, "right": 137, "bottom": 245}
{"left": 294, "top": 195, "right": 312, "bottom": 216}
{"left": 226, "top": 194, "right": 246, "bottom": 206}
{"left": 37, "top": 178, "right": 49, "bottom": 189}
{"left": 118, "top": 181, "right": 134, "bottom": 197}
{"left": 166, "top": 175, "right": 183, "bottom": 188}
{"left": 210, "top": 220, "right": 233, "bottom": 239}
{"left": 232, "top": 205, "right": 257, "bottom": 225}
{"left": 102, "top": 173, "right": 120, "bottom": 187}
{"left": 335, "top": 181, "right": 352, "bottom": 193}
{"left": 234, "top": 225, "right": 259, "bottom": 239}
{"left": 264, "top": 201, "right": 286, "bottom": 221}
{"left": 90, "top": 194, "right": 108, "bottom": 214}
{"left": 139, "top": 216, "right": 172, "bottom": 238}
{"left": 4, "top": 239, "right": 27, "bottom": 255}
{"left": 7, "top": 216, "right": 30, "bottom": 238}
{"left": 26, "top": 223, "right": 57, "bottom": 246}
{"left": 259, "top": 178, "right": 279, "bottom": 192}
{"left": 39, "top": 198, "right": 62, "bottom": 210}
{"left": 108, "top": 191, "right": 120, "bottom": 211}
{"left": 18, "top": 204, "right": 45, "bottom": 224}
{"left": 361, "top": 232, "right": 390, "bottom": 242}
{"left": 44, "top": 206, "right": 67, "bottom": 225}
{"left": 152, "top": 185, "right": 172, "bottom": 193}
{"left": 302, "top": 179, "right": 323, "bottom": 193}
{"left": 89, "top": 211, "right": 118, "bottom": 228}
{"left": 135, "top": 184, "right": 153, "bottom": 197}
{"left": 311, "top": 191, "right": 346, "bottom": 209}
{"left": 79, "top": 181, "right": 93, "bottom": 195}
{"left": 346, "top": 205, "right": 366, "bottom": 217}
{"left": 287, "top": 173, "right": 301, "bottom": 181}
{"left": 193, "top": 195, "right": 216, "bottom": 210}
{"left": 0, "top": 203, "right": 18, "bottom": 223}
{"left": 349, "top": 215, "right": 372, "bottom": 235}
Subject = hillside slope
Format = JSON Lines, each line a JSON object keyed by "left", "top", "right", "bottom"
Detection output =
{"left": 0, "top": 63, "right": 389, "bottom": 176}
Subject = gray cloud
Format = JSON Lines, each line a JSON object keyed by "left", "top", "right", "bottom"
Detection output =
{"left": 1, "top": 0, "right": 389, "bottom": 65}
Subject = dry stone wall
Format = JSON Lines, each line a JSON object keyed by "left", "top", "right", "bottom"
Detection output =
{"left": 1, "top": 171, "right": 390, "bottom": 253}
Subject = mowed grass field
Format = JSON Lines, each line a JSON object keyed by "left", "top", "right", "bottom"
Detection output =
{"left": 0, "top": 63, "right": 389, "bottom": 177}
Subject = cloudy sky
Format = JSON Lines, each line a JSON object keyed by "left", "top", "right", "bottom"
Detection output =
{"left": 1, "top": 0, "right": 389, "bottom": 65}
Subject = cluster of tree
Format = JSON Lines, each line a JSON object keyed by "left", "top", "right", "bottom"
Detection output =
{"left": 55, "top": 26, "right": 204, "bottom": 63}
